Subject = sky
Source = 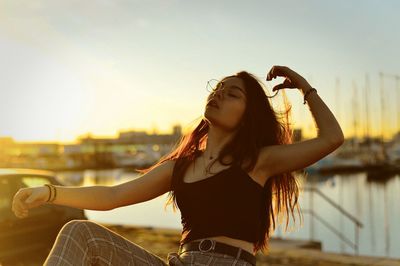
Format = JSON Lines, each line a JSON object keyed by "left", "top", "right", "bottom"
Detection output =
{"left": 0, "top": 0, "right": 399, "bottom": 143}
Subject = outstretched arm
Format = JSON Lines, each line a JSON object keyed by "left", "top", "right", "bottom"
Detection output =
{"left": 12, "top": 160, "right": 174, "bottom": 218}
{"left": 256, "top": 66, "right": 344, "bottom": 183}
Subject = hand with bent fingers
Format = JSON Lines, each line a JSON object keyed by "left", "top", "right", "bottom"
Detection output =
{"left": 266, "top": 65, "right": 312, "bottom": 92}
{"left": 12, "top": 186, "right": 50, "bottom": 219}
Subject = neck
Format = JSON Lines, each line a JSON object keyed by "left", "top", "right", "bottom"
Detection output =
{"left": 203, "top": 125, "right": 236, "bottom": 159}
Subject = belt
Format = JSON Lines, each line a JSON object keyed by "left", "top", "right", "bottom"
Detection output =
{"left": 179, "top": 239, "right": 256, "bottom": 266}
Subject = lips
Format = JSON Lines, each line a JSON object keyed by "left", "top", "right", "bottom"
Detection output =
{"left": 207, "top": 99, "right": 219, "bottom": 109}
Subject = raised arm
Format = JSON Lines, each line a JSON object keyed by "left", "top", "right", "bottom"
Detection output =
{"left": 256, "top": 66, "right": 344, "bottom": 183}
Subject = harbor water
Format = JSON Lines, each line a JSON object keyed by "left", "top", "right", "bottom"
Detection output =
{"left": 56, "top": 168, "right": 400, "bottom": 259}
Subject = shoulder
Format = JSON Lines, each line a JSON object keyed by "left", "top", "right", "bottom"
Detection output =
{"left": 145, "top": 159, "right": 177, "bottom": 188}
{"left": 158, "top": 159, "right": 177, "bottom": 179}
{"left": 151, "top": 159, "right": 176, "bottom": 172}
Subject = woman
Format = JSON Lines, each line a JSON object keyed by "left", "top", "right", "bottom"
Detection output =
{"left": 12, "top": 65, "right": 344, "bottom": 265}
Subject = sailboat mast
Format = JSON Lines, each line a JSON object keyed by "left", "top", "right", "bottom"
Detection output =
{"left": 352, "top": 81, "right": 359, "bottom": 143}
{"left": 396, "top": 76, "right": 400, "bottom": 135}
{"left": 379, "top": 72, "right": 388, "bottom": 162}
{"left": 335, "top": 77, "right": 341, "bottom": 124}
{"left": 365, "top": 74, "right": 370, "bottom": 141}
{"left": 379, "top": 72, "right": 385, "bottom": 142}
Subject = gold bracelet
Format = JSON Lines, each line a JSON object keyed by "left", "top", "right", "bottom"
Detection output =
{"left": 44, "top": 184, "right": 52, "bottom": 202}
{"left": 52, "top": 184, "right": 57, "bottom": 202}
{"left": 45, "top": 184, "right": 57, "bottom": 203}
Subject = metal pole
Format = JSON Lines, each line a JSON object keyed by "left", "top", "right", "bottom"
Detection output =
{"left": 384, "top": 183, "right": 390, "bottom": 256}
{"left": 339, "top": 175, "right": 345, "bottom": 253}
{"left": 355, "top": 223, "right": 359, "bottom": 255}
{"left": 310, "top": 186, "right": 314, "bottom": 240}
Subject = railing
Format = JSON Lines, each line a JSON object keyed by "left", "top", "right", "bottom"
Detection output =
{"left": 302, "top": 186, "right": 364, "bottom": 255}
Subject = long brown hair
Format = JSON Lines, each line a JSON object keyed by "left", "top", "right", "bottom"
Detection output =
{"left": 137, "top": 71, "right": 303, "bottom": 254}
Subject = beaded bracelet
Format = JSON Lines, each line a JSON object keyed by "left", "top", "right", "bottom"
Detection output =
{"left": 303, "top": 88, "right": 317, "bottom": 104}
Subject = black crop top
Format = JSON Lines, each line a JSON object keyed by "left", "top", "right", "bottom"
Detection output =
{"left": 171, "top": 161, "right": 265, "bottom": 246}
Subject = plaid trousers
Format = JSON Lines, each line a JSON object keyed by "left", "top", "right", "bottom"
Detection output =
{"left": 43, "top": 220, "right": 254, "bottom": 266}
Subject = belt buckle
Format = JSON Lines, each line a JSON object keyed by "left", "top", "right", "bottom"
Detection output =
{"left": 198, "top": 239, "right": 215, "bottom": 252}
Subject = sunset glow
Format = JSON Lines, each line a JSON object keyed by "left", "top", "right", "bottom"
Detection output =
{"left": 0, "top": 1, "right": 398, "bottom": 143}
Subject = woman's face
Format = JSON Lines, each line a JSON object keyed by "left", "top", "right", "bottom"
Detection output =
{"left": 204, "top": 76, "right": 247, "bottom": 131}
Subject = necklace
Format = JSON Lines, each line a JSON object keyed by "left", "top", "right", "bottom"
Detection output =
{"left": 202, "top": 150, "right": 216, "bottom": 176}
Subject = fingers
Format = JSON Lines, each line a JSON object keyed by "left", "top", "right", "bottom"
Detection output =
{"left": 15, "top": 209, "right": 28, "bottom": 219}
{"left": 12, "top": 201, "right": 29, "bottom": 218}
{"left": 272, "top": 83, "right": 286, "bottom": 92}
{"left": 272, "top": 77, "right": 295, "bottom": 91}
{"left": 12, "top": 188, "right": 31, "bottom": 218}
{"left": 266, "top": 65, "right": 289, "bottom": 81}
